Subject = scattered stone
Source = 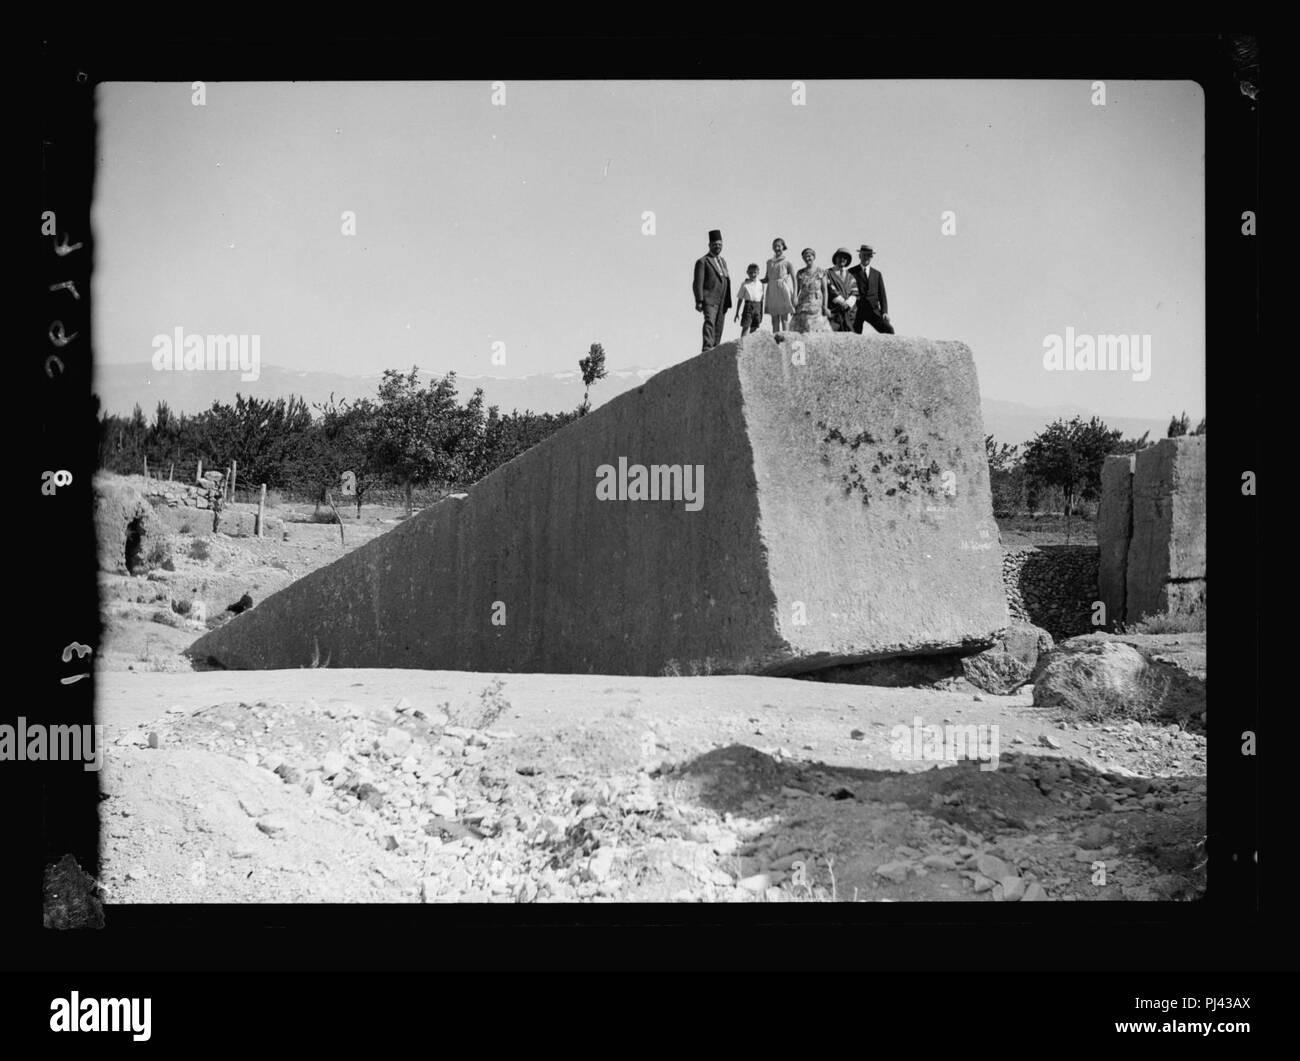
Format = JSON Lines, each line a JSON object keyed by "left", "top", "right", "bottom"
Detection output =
{"left": 922, "top": 854, "right": 958, "bottom": 871}
{"left": 237, "top": 796, "right": 266, "bottom": 818}
{"left": 1040, "top": 735, "right": 1062, "bottom": 750}
{"left": 976, "top": 854, "right": 1012, "bottom": 880}
{"left": 1000, "top": 876, "right": 1026, "bottom": 901}
{"left": 875, "top": 862, "right": 909, "bottom": 884}
{"left": 1022, "top": 882, "right": 1047, "bottom": 901}
{"left": 971, "top": 874, "right": 997, "bottom": 893}
{"left": 738, "top": 873, "right": 771, "bottom": 894}
{"left": 850, "top": 729, "right": 866, "bottom": 741}
{"left": 588, "top": 847, "right": 616, "bottom": 882}
{"left": 380, "top": 728, "right": 414, "bottom": 757}
{"left": 320, "top": 751, "right": 347, "bottom": 778}
{"left": 256, "top": 815, "right": 289, "bottom": 836}
{"left": 147, "top": 732, "right": 160, "bottom": 749}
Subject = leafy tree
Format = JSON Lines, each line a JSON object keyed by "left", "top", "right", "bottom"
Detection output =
{"left": 984, "top": 434, "right": 1020, "bottom": 472}
{"left": 577, "top": 342, "right": 608, "bottom": 416}
{"left": 1193, "top": 416, "right": 1206, "bottom": 436}
{"left": 475, "top": 407, "right": 579, "bottom": 478}
{"left": 289, "top": 394, "right": 379, "bottom": 516}
{"left": 369, "top": 367, "right": 483, "bottom": 515}
{"left": 1167, "top": 411, "right": 1191, "bottom": 438}
{"left": 1112, "top": 429, "right": 1152, "bottom": 456}
{"left": 1022, "top": 415, "right": 1123, "bottom": 516}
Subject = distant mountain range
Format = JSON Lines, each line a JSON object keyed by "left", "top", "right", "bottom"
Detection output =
{"left": 93, "top": 361, "right": 1169, "bottom": 448}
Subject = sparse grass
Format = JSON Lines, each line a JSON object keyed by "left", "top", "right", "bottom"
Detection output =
{"left": 445, "top": 678, "right": 512, "bottom": 730}
{"left": 1126, "top": 610, "right": 1206, "bottom": 635}
{"left": 265, "top": 489, "right": 282, "bottom": 509}
{"left": 143, "top": 537, "right": 172, "bottom": 571}
{"left": 1049, "top": 664, "right": 1172, "bottom": 726}
{"left": 188, "top": 539, "right": 211, "bottom": 562}
{"left": 149, "top": 608, "right": 183, "bottom": 629}
{"left": 661, "top": 659, "right": 683, "bottom": 677}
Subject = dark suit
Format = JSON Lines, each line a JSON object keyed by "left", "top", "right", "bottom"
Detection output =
{"left": 848, "top": 264, "right": 894, "bottom": 334}
{"left": 693, "top": 254, "right": 733, "bottom": 350}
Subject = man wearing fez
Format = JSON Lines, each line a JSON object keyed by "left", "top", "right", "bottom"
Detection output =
{"left": 693, "top": 229, "right": 732, "bottom": 351}
{"left": 849, "top": 244, "right": 894, "bottom": 335}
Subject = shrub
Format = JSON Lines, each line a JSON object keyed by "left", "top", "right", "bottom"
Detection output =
{"left": 1127, "top": 610, "right": 1206, "bottom": 635}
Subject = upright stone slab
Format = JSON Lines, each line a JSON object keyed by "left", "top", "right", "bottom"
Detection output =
{"left": 188, "top": 333, "right": 1009, "bottom": 675}
{"left": 1097, "top": 454, "right": 1135, "bottom": 625}
{"left": 1126, "top": 436, "right": 1206, "bottom": 622}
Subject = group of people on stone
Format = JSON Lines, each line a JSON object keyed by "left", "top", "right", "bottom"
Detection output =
{"left": 692, "top": 230, "right": 893, "bottom": 352}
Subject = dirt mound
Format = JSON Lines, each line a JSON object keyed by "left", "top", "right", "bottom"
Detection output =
{"left": 94, "top": 478, "right": 173, "bottom": 575}
{"left": 1032, "top": 636, "right": 1206, "bottom": 727}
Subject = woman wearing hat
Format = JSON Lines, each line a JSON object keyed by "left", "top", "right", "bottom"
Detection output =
{"left": 826, "top": 247, "right": 859, "bottom": 332}
{"left": 762, "top": 237, "right": 797, "bottom": 333}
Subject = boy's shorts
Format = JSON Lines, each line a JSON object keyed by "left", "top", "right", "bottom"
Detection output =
{"left": 740, "top": 300, "right": 764, "bottom": 329}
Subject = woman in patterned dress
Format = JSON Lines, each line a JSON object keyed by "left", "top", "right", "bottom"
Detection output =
{"left": 791, "top": 247, "right": 830, "bottom": 331}
{"left": 762, "top": 237, "right": 797, "bottom": 333}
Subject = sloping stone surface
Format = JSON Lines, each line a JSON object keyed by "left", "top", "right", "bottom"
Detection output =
{"left": 189, "top": 333, "right": 1008, "bottom": 675}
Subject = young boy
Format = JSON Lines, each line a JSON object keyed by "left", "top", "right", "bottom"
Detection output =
{"left": 734, "top": 263, "right": 765, "bottom": 337}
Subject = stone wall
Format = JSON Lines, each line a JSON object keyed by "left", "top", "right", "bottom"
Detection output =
{"left": 1001, "top": 544, "right": 1099, "bottom": 642}
{"left": 142, "top": 473, "right": 226, "bottom": 512}
{"left": 190, "top": 333, "right": 1010, "bottom": 675}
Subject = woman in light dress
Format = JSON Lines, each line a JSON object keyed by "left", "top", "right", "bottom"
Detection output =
{"left": 762, "top": 237, "right": 797, "bottom": 333}
{"left": 791, "top": 247, "right": 831, "bottom": 332}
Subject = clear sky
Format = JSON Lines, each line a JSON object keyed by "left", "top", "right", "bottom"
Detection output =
{"left": 93, "top": 79, "right": 1204, "bottom": 419}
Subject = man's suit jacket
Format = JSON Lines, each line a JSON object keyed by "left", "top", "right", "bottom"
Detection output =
{"left": 693, "top": 254, "right": 733, "bottom": 314}
{"left": 848, "top": 264, "right": 887, "bottom": 319}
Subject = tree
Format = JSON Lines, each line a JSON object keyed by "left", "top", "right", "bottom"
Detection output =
{"left": 984, "top": 434, "right": 1024, "bottom": 515}
{"left": 1022, "top": 415, "right": 1123, "bottom": 517}
{"left": 577, "top": 342, "right": 608, "bottom": 416}
{"left": 473, "top": 406, "right": 579, "bottom": 481}
{"left": 1193, "top": 416, "right": 1206, "bottom": 436}
{"left": 984, "top": 434, "right": 1020, "bottom": 473}
{"left": 369, "top": 367, "right": 483, "bottom": 515}
{"left": 1167, "top": 411, "right": 1191, "bottom": 438}
{"left": 288, "top": 394, "right": 379, "bottom": 516}
{"left": 1112, "top": 429, "right": 1152, "bottom": 456}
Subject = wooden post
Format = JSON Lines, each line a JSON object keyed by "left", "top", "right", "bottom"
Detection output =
{"left": 230, "top": 459, "right": 238, "bottom": 503}
{"left": 256, "top": 483, "right": 267, "bottom": 538}
{"left": 197, "top": 459, "right": 203, "bottom": 482}
{"left": 168, "top": 462, "right": 174, "bottom": 482}
{"left": 143, "top": 455, "right": 148, "bottom": 481}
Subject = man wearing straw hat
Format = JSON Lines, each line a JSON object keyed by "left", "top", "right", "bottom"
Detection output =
{"left": 849, "top": 244, "right": 894, "bottom": 335}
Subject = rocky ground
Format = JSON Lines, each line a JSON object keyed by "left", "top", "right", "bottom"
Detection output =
{"left": 91, "top": 484, "right": 1206, "bottom": 905}
{"left": 96, "top": 668, "right": 1206, "bottom": 904}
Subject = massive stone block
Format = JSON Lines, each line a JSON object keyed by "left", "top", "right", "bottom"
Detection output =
{"left": 1097, "top": 454, "right": 1135, "bottom": 625}
{"left": 188, "top": 333, "right": 1009, "bottom": 675}
{"left": 1126, "top": 436, "right": 1206, "bottom": 622}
